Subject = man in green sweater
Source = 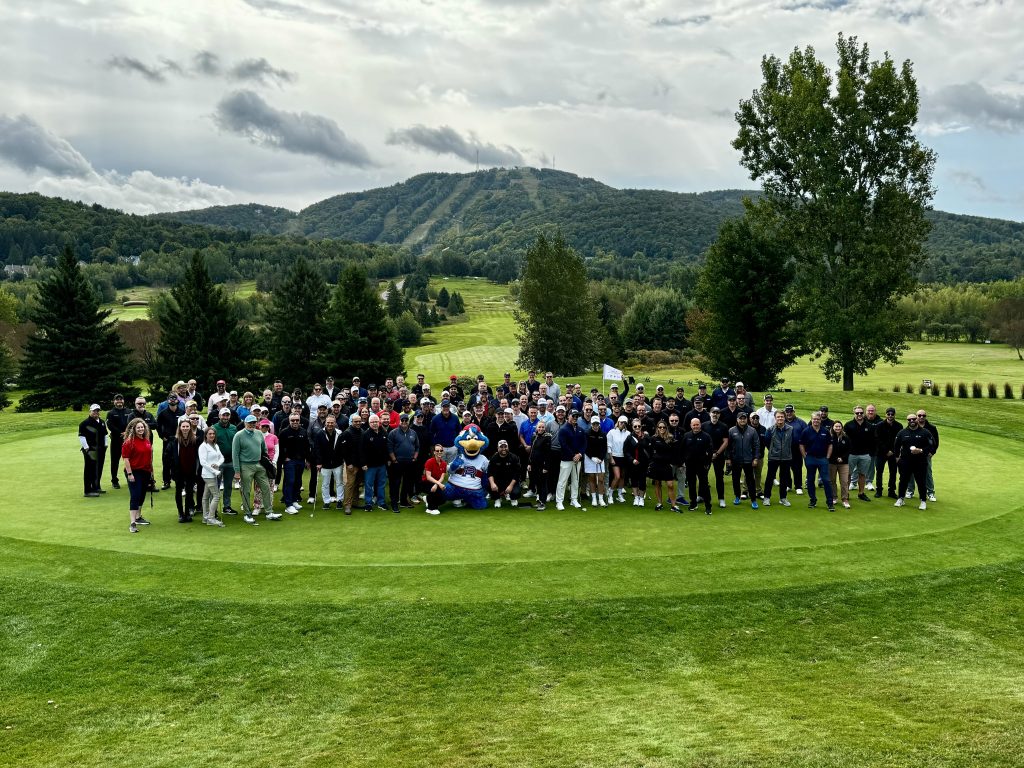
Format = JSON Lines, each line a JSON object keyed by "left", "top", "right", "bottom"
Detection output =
{"left": 232, "top": 414, "right": 279, "bottom": 525}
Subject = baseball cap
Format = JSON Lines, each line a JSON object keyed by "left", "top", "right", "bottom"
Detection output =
{"left": 555, "top": 405, "right": 566, "bottom": 412}
{"left": 636, "top": 383, "right": 645, "bottom": 390}
{"left": 617, "top": 415, "right": 628, "bottom": 423}
{"left": 720, "top": 376, "right": 729, "bottom": 382}
{"left": 216, "top": 379, "right": 226, "bottom": 385}
{"left": 462, "top": 411, "right": 472, "bottom": 418}
{"left": 784, "top": 404, "right": 795, "bottom": 411}
{"left": 244, "top": 415, "right": 258, "bottom": 424}
{"left": 399, "top": 413, "right": 410, "bottom": 421}
{"left": 569, "top": 409, "right": 580, "bottom": 417}
{"left": 764, "top": 394, "right": 773, "bottom": 400}
{"left": 698, "top": 383, "right": 707, "bottom": 389}
{"left": 736, "top": 381, "right": 744, "bottom": 388}
{"left": 590, "top": 415, "right": 600, "bottom": 424}
{"left": 820, "top": 405, "right": 829, "bottom": 411}
{"left": 421, "top": 397, "right": 431, "bottom": 405}
{"left": 497, "top": 439, "right": 508, "bottom": 448}
{"left": 259, "top": 419, "right": 272, "bottom": 427}
{"left": 710, "top": 407, "right": 721, "bottom": 414}
{"left": 886, "top": 407, "right": 896, "bottom": 415}
{"left": 504, "top": 407, "right": 514, "bottom": 414}
{"left": 220, "top": 408, "right": 231, "bottom": 416}
{"left": 89, "top": 403, "right": 101, "bottom": 411}
{"left": 450, "top": 375, "right": 458, "bottom": 380}
{"left": 441, "top": 399, "right": 451, "bottom": 407}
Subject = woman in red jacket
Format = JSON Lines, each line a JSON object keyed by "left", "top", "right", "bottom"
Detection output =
{"left": 121, "top": 418, "right": 154, "bottom": 533}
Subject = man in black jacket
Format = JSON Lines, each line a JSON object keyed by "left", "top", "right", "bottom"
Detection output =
{"left": 314, "top": 416, "right": 346, "bottom": 510}
{"left": 489, "top": 440, "right": 521, "bottom": 507}
{"left": 873, "top": 407, "right": 901, "bottom": 498}
{"left": 340, "top": 414, "right": 364, "bottom": 515}
{"left": 702, "top": 408, "right": 730, "bottom": 509}
{"left": 156, "top": 394, "right": 182, "bottom": 489}
{"left": 683, "top": 417, "right": 713, "bottom": 514}
{"left": 277, "top": 412, "right": 309, "bottom": 514}
{"left": 361, "top": 414, "right": 390, "bottom": 511}
{"left": 105, "top": 394, "right": 131, "bottom": 489}
{"left": 79, "top": 404, "right": 108, "bottom": 497}
{"left": 894, "top": 413, "right": 934, "bottom": 510}
{"left": 907, "top": 408, "right": 939, "bottom": 502}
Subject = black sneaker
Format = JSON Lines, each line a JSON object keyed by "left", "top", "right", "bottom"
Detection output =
{"left": 111, "top": 478, "right": 121, "bottom": 489}
{"left": 364, "top": 505, "right": 372, "bottom": 512}
{"left": 392, "top": 507, "right": 401, "bottom": 514}
{"left": 808, "top": 501, "right": 817, "bottom": 509}
{"left": 223, "top": 507, "right": 238, "bottom": 516}
{"left": 400, "top": 502, "right": 414, "bottom": 509}
{"left": 161, "top": 483, "right": 171, "bottom": 490}
{"left": 376, "top": 504, "right": 389, "bottom": 512}
{"left": 874, "top": 490, "right": 883, "bottom": 498}
{"left": 135, "top": 516, "right": 151, "bottom": 526}
{"left": 887, "top": 490, "right": 898, "bottom": 499}
{"left": 688, "top": 505, "right": 697, "bottom": 511}
{"left": 98, "top": 488, "right": 107, "bottom": 494}
{"left": 857, "top": 493, "right": 871, "bottom": 502}
{"left": 705, "top": 507, "right": 712, "bottom": 515}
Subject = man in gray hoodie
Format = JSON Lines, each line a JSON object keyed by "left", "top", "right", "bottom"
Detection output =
{"left": 762, "top": 411, "right": 794, "bottom": 507}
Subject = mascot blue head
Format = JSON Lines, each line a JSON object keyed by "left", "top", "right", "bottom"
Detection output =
{"left": 455, "top": 424, "right": 488, "bottom": 457}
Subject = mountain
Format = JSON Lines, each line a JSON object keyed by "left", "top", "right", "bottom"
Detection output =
{"left": 155, "top": 167, "right": 1024, "bottom": 282}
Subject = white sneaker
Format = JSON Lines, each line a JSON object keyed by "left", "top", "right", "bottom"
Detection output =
{"left": 494, "top": 499, "right": 502, "bottom": 508}
{"left": 285, "top": 504, "right": 297, "bottom": 515}
{"left": 719, "top": 499, "right": 726, "bottom": 508}
{"left": 849, "top": 482, "right": 857, "bottom": 491}
{"left": 252, "top": 506, "right": 262, "bottom": 516}
{"left": 266, "top": 512, "right": 282, "bottom": 521}
{"left": 617, "top": 492, "right": 626, "bottom": 503}
{"left": 243, "top": 514, "right": 257, "bottom": 525}
{"left": 234, "top": 480, "right": 241, "bottom": 489}
{"left": 780, "top": 498, "right": 791, "bottom": 507}
{"left": 740, "top": 494, "right": 747, "bottom": 500}
{"left": 307, "top": 497, "right": 315, "bottom": 504}
{"left": 426, "top": 508, "right": 440, "bottom": 516}
{"left": 293, "top": 502, "right": 303, "bottom": 510}
{"left": 774, "top": 479, "right": 780, "bottom": 486}
{"left": 918, "top": 501, "right": 927, "bottom": 511}
{"left": 511, "top": 499, "right": 518, "bottom": 507}
{"left": 453, "top": 499, "right": 464, "bottom": 507}
{"left": 546, "top": 494, "right": 554, "bottom": 502}
{"left": 927, "top": 493, "right": 936, "bottom": 502}
{"left": 571, "top": 500, "right": 583, "bottom": 509}
{"left": 795, "top": 488, "right": 803, "bottom": 495}
{"left": 906, "top": 491, "right": 913, "bottom": 498}
{"left": 842, "top": 501, "right": 851, "bottom": 509}
{"left": 762, "top": 499, "right": 771, "bottom": 507}
{"left": 556, "top": 502, "right": 565, "bottom": 511}
{"left": 522, "top": 490, "right": 536, "bottom": 499}
{"left": 598, "top": 495, "right": 607, "bottom": 507}
{"left": 895, "top": 498, "right": 905, "bottom": 507}
{"left": 865, "top": 482, "right": 875, "bottom": 491}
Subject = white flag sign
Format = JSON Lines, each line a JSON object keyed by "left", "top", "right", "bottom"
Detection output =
{"left": 602, "top": 364, "right": 623, "bottom": 381}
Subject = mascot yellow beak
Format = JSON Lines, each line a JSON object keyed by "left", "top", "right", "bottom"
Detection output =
{"left": 459, "top": 437, "right": 485, "bottom": 457}
{"left": 455, "top": 425, "right": 488, "bottom": 457}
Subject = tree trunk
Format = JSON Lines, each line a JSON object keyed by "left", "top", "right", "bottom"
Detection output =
{"left": 843, "top": 363, "right": 854, "bottom": 391}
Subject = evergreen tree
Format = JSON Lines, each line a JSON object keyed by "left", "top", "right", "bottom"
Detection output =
{"left": 150, "top": 251, "right": 257, "bottom": 397}
{"left": 265, "top": 256, "right": 329, "bottom": 387}
{"left": 18, "top": 246, "right": 134, "bottom": 411}
{"left": 595, "top": 293, "right": 625, "bottom": 363}
{"left": 429, "top": 305, "right": 442, "bottom": 326}
{"left": 0, "top": 340, "right": 15, "bottom": 410}
{"left": 394, "top": 311, "right": 424, "bottom": 346}
{"left": 385, "top": 280, "right": 406, "bottom": 318}
{"left": 620, "top": 288, "right": 690, "bottom": 351}
{"left": 448, "top": 291, "right": 466, "bottom": 315}
{"left": 322, "top": 263, "right": 403, "bottom": 383}
{"left": 436, "top": 286, "right": 450, "bottom": 308}
{"left": 689, "top": 216, "right": 806, "bottom": 390}
{"left": 516, "top": 233, "right": 597, "bottom": 375}
{"left": 416, "top": 301, "right": 432, "bottom": 328}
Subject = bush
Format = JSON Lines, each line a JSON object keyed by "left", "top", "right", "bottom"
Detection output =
{"left": 623, "top": 348, "right": 694, "bottom": 369}
{"left": 1005, "top": 382, "right": 1015, "bottom": 400}
{"left": 944, "top": 382, "right": 953, "bottom": 397}
{"left": 931, "top": 384, "right": 939, "bottom": 396}
{"left": 906, "top": 382, "right": 915, "bottom": 394}
{"left": 972, "top": 382, "right": 983, "bottom": 398}
{"left": 988, "top": 382, "right": 998, "bottom": 398}
{"left": 393, "top": 311, "right": 423, "bottom": 347}
{"left": 958, "top": 382, "right": 968, "bottom": 398}
{"left": 892, "top": 384, "right": 901, "bottom": 393}
{"left": 918, "top": 383, "right": 928, "bottom": 395}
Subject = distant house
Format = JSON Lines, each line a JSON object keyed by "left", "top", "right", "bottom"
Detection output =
{"left": 3, "top": 265, "right": 32, "bottom": 278}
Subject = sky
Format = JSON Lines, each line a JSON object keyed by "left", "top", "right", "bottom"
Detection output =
{"left": 0, "top": 0, "right": 1021, "bottom": 221}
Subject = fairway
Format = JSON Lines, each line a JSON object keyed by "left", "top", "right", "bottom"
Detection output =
{"left": 4, "top": 280, "right": 1024, "bottom": 767}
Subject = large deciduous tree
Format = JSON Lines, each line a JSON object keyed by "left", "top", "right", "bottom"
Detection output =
{"left": 734, "top": 34, "right": 936, "bottom": 390}
{"left": 150, "top": 251, "right": 257, "bottom": 397}
{"left": 321, "top": 263, "right": 404, "bottom": 383}
{"left": 689, "top": 217, "right": 806, "bottom": 390}
{"left": 515, "top": 233, "right": 597, "bottom": 376}
{"left": 988, "top": 297, "right": 1024, "bottom": 360}
{"left": 265, "top": 256, "right": 330, "bottom": 387}
{"left": 18, "top": 246, "right": 134, "bottom": 411}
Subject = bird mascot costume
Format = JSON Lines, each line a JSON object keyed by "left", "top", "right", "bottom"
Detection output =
{"left": 443, "top": 425, "right": 490, "bottom": 509}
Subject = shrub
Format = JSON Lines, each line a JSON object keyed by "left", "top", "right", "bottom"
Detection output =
{"left": 931, "top": 384, "right": 939, "bottom": 396}
{"left": 892, "top": 384, "right": 901, "bottom": 393}
{"left": 988, "top": 382, "right": 998, "bottom": 399}
{"left": 944, "top": 382, "right": 953, "bottom": 397}
{"left": 918, "top": 383, "right": 928, "bottom": 395}
{"left": 1005, "top": 383, "right": 1015, "bottom": 400}
{"left": 972, "top": 382, "right": 983, "bottom": 398}
{"left": 906, "top": 382, "right": 915, "bottom": 394}
{"left": 958, "top": 382, "right": 968, "bottom": 398}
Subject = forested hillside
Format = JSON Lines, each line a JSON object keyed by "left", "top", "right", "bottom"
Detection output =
{"left": 2, "top": 168, "right": 1022, "bottom": 286}
{"left": 157, "top": 168, "right": 1024, "bottom": 282}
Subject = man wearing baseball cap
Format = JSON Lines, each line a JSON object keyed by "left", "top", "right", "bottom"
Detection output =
{"left": 386, "top": 412, "right": 420, "bottom": 511}
{"left": 232, "top": 414, "right": 280, "bottom": 524}
{"left": 207, "top": 379, "right": 228, "bottom": 414}
{"left": 105, "top": 394, "right": 131, "bottom": 489}
{"left": 488, "top": 439, "right": 521, "bottom": 508}
{"left": 711, "top": 376, "right": 735, "bottom": 411}
{"left": 555, "top": 409, "right": 587, "bottom": 510}
{"left": 430, "top": 398, "right": 461, "bottom": 464}
{"left": 873, "top": 406, "right": 902, "bottom": 498}
{"left": 79, "top": 403, "right": 109, "bottom": 497}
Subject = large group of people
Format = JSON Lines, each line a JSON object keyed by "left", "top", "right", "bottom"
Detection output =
{"left": 75, "top": 372, "right": 940, "bottom": 534}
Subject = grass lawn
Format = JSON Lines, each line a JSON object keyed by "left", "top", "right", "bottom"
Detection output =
{"left": 4, "top": 278, "right": 1024, "bottom": 766}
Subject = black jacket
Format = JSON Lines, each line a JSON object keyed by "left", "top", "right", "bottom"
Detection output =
{"left": 682, "top": 430, "right": 714, "bottom": 467}
{"left": 276, "top": 426, "right": 310, "bottom": 466}
{"left": 105, "top": 407, "right": 132, "bottom": 442}
{"left": 489, "top": 452, "right": 521, "bottom": 489}
{"left": 873, "top": 418, "right": 902, "bottom": 457}
{"left": 340, "top": 426, "right": 364, "bottom": 466}
{"left": 361, "top": 428, "right": 389, "bottom": 467}
{"left": 313, "top": 428, "right": 345, "bottom": 469}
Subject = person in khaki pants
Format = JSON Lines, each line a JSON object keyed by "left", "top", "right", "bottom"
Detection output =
{"left": 340, "top": 414, "right": 364, "bottom": 515}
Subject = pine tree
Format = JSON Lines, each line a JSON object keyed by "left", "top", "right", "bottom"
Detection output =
{"left": 416, "top": 301, "right": 432, "bottom": 328}
{"left": 17, "top": 246, "right": 134, "bottom": 411}
{"left": 436, "top": 286, "right": 450, "bottom": 308}
{"left": 0, "top": 340, "right": 16, "bottom": 410}
{"left": 385, "top": 280, "right": 406, "bottom": 318}
{"left": 150, "top": 252, "right": 257, "bottom": 397}
{"left": 322, "top": 263, "right": 404, "bottom": 383}
{"left": 516, "top": 233, "right": 597, "bottom": 375}
{"left": 448, "top": 291, "right": 466, "bottom": 315}
{"left": 265, "top": 257, "right": 329, "bottom": 387}
{"left": 429, "top": 305, "right": 442, "bottom": 326}
{"left": 596, "top": 293, "right": 625, "bottom": 363}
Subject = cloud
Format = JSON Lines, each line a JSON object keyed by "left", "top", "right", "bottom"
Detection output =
{"left": 193, "top": 50, "right": 222, "bottom": 76}
{"left": 229, "top": 57, "right": 296, "bottom": 85}
{"left": 0, "top": 113, "right": 234, "bottom": 213}
{"left": 950, "top": 170, "right": 987, "bottom": 193}
{"left": 106, "top": 55, "right": 170, "bottom": 83}
{"left": 928, "top": 82, "right": 1024, "bottom": 133}
{"left": 652, "top": 15, "right": 711, "bottom": 28}
{"left": 386, "top": 124, "right": 523, "bottom": 166}
{"left": 0, "top": 114, "right": 95, "bottom": 177}
{"left": 214, "top": 89, "right": 374, "bottom": 167}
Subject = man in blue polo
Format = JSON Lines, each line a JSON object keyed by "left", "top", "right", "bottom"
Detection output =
{"left": 799, "top": 411, "right": 835, "bottom": 512}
